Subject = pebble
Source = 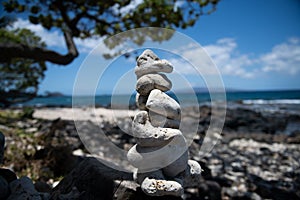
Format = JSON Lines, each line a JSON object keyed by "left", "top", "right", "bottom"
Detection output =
{"left": 146, "top": 89, "right": 181, "bottom": 120}
{"left": 132, "top": 111, "right": 183, "bottom": 147}
{"left": 149, "top": 111, "right": 180, "bottom": 129}
{"left": 135, "top": 49, "right": 173, "bottom": 78}
{"left": 141, "top": 177, "right": 183, "bottom": 196}
{"left": 127, "top": 135, "right": 187, "bottom": 173}
{"left": 136, "top": 74, "right": 172, "bottom": 95}
{"left": 136, "top": 49, "right": 159, "bottom": 66}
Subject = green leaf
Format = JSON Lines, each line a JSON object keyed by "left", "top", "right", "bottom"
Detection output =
{"left": 30, "top": 5, "right": 40, "bottom": 14}
{"left": 29, "top": 15, "right": 39, "bottom": 25}
{"left": 0, "top": 27, "right": 47, "bottom": 106}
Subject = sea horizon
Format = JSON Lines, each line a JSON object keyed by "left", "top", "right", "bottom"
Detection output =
{"left": 39, "top": 88, "right": 300, "bottom": 97}
{"left": 14, "top": 89, "right": 300, "bottom": 110}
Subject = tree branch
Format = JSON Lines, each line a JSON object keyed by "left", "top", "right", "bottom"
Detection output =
{"left": 64, "top": 30, "right": 78, "bottom": 58}
{"left": 0, "top": 30, "right": 78, "bottom": 65}
{"left": 84, "top": 12, "right": 118, "bottom": 26}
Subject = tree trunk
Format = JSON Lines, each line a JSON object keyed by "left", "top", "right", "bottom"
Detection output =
{"left": 0, "top": 31, "right": 78, "bottom": 65}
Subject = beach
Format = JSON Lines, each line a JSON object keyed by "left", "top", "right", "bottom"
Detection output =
{"left": 33, "top": 107, "right": 138, "bottom": 123}
{"left": 0, "top": 103, "right": 299, "bottom": 199}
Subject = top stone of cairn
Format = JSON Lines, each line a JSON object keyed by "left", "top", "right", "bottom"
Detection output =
{"left": 135, "top": 49, "right": 173, "bottom": 78}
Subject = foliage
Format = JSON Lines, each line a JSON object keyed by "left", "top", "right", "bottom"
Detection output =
{"left": 20, "top": 107, "right": 35, "bottom": 119}
{"left": 0, "top": 109, "right": 20, "bottom": 124}
{"left": 0, "top": 28, "right": 47, "bottom": 107}
{"left": 0, "top": 108, "right": 33, "bottom": 124}
{"left": 1, "top": 0, "right": 220, "bottom": 64}
{"left": 4, "top": 0, "right": 218, "bottom": 37}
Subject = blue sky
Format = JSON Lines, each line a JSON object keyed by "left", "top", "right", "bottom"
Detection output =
{"left": 3, "top": 0, "right": 300, "bottom": 95}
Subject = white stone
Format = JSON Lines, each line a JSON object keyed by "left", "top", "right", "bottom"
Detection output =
{"left": 141, "top": 177, "right": 183, "bottom": 196}
{"left": 187, "top": 159, "right": 202, "bottom": 175}
{"left": 149, "top": 111, "right": 180, "bottom": 129}
{"left": 136, "top": 169, "right": 183, "bottom": 197}
{"left": 136, "top": 74, "right": 172, "bottom": 95}
{"left": 135, "top": 75, "right": 154, "bottom": 96}
{"left": 135, "top": 59, "right": 173, "bottom": 78}
{"left": 132, "top": 111, "right": 182, "bottom": 147}
{"left": 178, "top": 159, "right": 202, "bottom": 188}
{"left": 135, "top": 49, "right": 173, "bottom": 78}
{"left": 72, "top": 149, "right": 85, "bottom": 156}
{"left": 137, "top": 49, "right": 159, "bottom": 66}
{"left": 146, "top": 89, "right": 181, "bottom": 120}
{"left": 127, "top": 135, "right": 187, "bottom": 173}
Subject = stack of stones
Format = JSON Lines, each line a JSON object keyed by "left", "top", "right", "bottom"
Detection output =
{"left": 127, "top": 50, "right": 202, "bottom": 197}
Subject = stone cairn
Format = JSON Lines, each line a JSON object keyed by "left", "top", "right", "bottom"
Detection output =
{"left": 127, "top": 49, "right": 202, "bottom": 197}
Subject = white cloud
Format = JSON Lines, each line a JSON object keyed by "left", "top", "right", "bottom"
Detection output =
{"left": 75, "top": 37, "right": 107, "bottom": 54}
{"left": 171, "top": 37, "right": 300, "bottom": 78}
{"left": 11, "top": 18, "right": 113, "bottom": 55}
{"left": 171, "top": 38, "right": 255, "bottom": 78}
{"left": 205, "top": 38, "right": 255, "bottom": 78}
{"left": 12, "top": 18, "right": 64, "bottom": 47}
{"left": 260, "top": 38, "right": 300, "bottom": 75}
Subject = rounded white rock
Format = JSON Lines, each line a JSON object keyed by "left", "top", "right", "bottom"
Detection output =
{"left": 135, "top": 49, "right": 173, "bottom": 78}
{"left": 127, "top": 135, "right": 187, "bottom": 173}
{"left": 136, "top": 75, "right": 154, "bottom": 96}
{"left": 141, "top": 177, "right": 183, "bottom": 197}
{"left": 149, "top": 111, "right": 180, "bottom": 129}
{"left": 178, "top": 159, "right": 202, "bottom": 188}
{"left": 136, "top": 74, "right": 172, "bottom": 95}
{"left": 187, "top": 159, "right": 202, "bottom": 175}
{"left": 136, "top": 49, "right": 159, "bottom": 66}
{"left": 135, "top": 59, "right": 173, "bottom": 78}
{"left": 146, "top": 89, "right": 181, "bottom": 120}
{"left": 132, "top": 111, "right": 182, "bottom": 147}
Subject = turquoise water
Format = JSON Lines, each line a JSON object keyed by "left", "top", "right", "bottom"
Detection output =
{"left": 20, "top": 90, "right": 300, "bottom": 108}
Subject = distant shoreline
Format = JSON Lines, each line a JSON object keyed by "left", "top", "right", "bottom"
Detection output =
{"left": 11, "top": 89, "right": 300, "bottom": 109}
{"left": 38, "top": 88, "right": 300, "bottom": 97}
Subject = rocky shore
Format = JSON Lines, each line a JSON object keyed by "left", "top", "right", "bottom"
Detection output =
{"left": 0, "top": 105, "right": 299, "bottom": 199}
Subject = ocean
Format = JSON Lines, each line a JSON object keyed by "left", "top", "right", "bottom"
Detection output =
{"left": 19, "top": 90, "right": 300, "bottom": 113}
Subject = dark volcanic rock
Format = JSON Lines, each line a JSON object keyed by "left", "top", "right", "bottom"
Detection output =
{"left": 198, "top": 180, "right": 222, "bottom": 200}
{"left": 193, "top": 105, "right": 297, "bottom": 136}
{"left": 0, "top": 131, "right": 4, "bottom": 163}
{"left": 51, "top": 157, "right": 132, "bottom": 200}
{"left": 249, "top": 174, "right": 300, "bottom": 200}
{"left": 0, "top": 168, "right": 17, "bottom": 183}
{"left": 7, "top": 176, "right": 41, "bottom": 200}
{"left": 0, "top": 176, "right": 10, "bottom": 200}
{"left": 224, "top": 108, "right": 287, "bottom": 134}
{"left": 0, "top": 168, "right": 17, "bottom": 199}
